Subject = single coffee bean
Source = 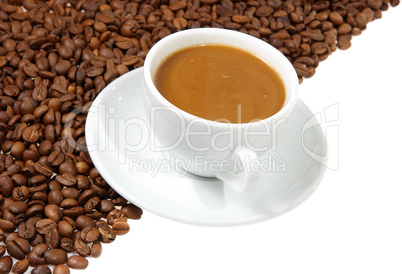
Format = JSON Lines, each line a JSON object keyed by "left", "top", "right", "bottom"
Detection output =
{"left": 112, "top": 221, "right": 130, "bottom": 235}
{"left": 8, "top": 201, "right": 29, "bottom": 214}
{"left": 38, "top": 140, "right": 52, "bottom": 156}
{"left": 32, "top": 85, "right": 48, "bottom": 101}
{"left": 0, "top": 176, "right": 15, "bottom": 197}
{"left": 10, "top": 141, "right": 25, "bottom": 159}
{"left": 61, "top": 187, "right": 81, "bottom": 200}
{"left": 0, "top": 219, "right": 16, "bottom": 233}
{"left": 54, "top": 264, "right": 70, "bottom": 274}
{"left": 76, "top": 174, "right": 90, "bottom": 189}
{"left": 31, "top": 265, "right": 52, "bottom": 274}
{"left": 18, "top": 221, "right": 35, "bottom": 239}
{"left": 11, "top": 174, "right": 28, "bottom": 187}
{"left": 44, "top": 204, "right": 63, "bottom": 222}
{"left": 54, "top": 60, "right": 71, "bottom": 76}
{"left": 60, "top": 198, "right": 79, "bottom": 209}
{"left": 56, "top": 172, "right": 77, "bottom": 187}
{"left": 84, "top": 196, "right": 100, "bottom": 213}
{"left": 60, "top": 237, "right": 74, "bottom": 253}
{"left": 48, "top": 151, "right": 65, "bottom": 166}
{"left": 58, "top": 220, "right": 74, "bottom": 238}
{"left": 74, "top": 238, "right": 91, "bottom": 257}
{"left": 44, "top": 248, "right": 67, "bottom": 265}
{"left": 33, "top": 162, "right": 53, "bottom": 177}
{"left": 26, "top": 204, "right": 44, "bottom": 217}
{"left": 97, "top": 199, "right": 115, "bottom": 213}
{"left": 81, "top": 226, "right": 100, "bottom": 243}
{"left": 28, "top": 175, "right": 47, "bottom": 187}
{"left": 76, "top": 215, "right": 95, "bottom": 230}
{"left": 91, "top": 240, "right": 102, "bottom": 258}
{"left": 67, "top": 255, "right": 89, "bottom": 269}
{"left": 11, "top": 258, "right": 29, "bottom": 274}
{"left": 5, "top": 237, "right": 30, "bottom": 260}
{"left": 45, "top": 228, "right": 60, "bottom": 249}
{"left": 96, "top": 220, "right": 116, "bottom": 243}
{"left": 62, "top": 207, "right": 85, "bottom": 218}
{"left": 0, "top": 256, "right": 13, "bottom": 274}
{"left": 35, "top": 218, "right": 57, "bottom": 235}
{"left": 48, "top": 189, "right": 63, "bottom": 205}
{"left": 107, "top": 208, "right": 127, "bottom": 225}
{"left": 121, "top": 204, "right": 143, "bottom": 220}
{"left": 59, "top": 161, "right": 78, "bottom": 176}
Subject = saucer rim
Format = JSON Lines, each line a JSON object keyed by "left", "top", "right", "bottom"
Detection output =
{"left": 86, "top": 67, "right": 328, "bottom": 227}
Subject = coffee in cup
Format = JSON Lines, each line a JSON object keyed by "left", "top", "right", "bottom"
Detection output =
{"left": 153, "top": 44, "right": 286, "bottom": 124}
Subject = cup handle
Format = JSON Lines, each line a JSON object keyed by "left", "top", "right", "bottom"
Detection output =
{"left": 216, "top": 147, "right": 260, "bottom": 193}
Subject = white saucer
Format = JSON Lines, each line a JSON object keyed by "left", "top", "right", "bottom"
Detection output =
{"left": 85, "top": 67, "right": 328, "bottom": 226}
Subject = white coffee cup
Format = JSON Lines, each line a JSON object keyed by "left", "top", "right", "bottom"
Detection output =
{"left": 143, "top": 28, "right": 299, "bottom": 193}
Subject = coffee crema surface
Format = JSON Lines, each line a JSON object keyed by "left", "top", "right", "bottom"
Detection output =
{"left": 154, "top": 44, "right": 286, "bottom": 123}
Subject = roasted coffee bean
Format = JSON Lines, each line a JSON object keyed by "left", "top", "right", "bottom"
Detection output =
{"left": 27, "top": 243, "right": 48, "bottom": 266}
{"left": 74, "top": 238, "right": 91, "bottom": 257}
{"left": 62, "top": 207, "right": 85, "bottom": 218}
{"left": 76, "top": 174, "right": 90, "bottom": 189}
{"left": 0, "top": 256, "right": 13, "bottom": 274}
{"left": 81, "top": 226, "right": 100, "bottom": 243}
{"left": 76, "top": 215, "right": 95, "bottom": 230}
{"left": 97, "top": 199, "right": 115, "bottom": 213}
{"left": 18, "top": 222, "right": 35, "bottom": 239}
{"left": 44, "top": 204, "right": 63, "bottom": 223}
{"left": 112, "top": 221, "right": 130, "bottom": 235}
{"left": 58, "top": 220, "right": 74, "bottom": 238}
{"left": 107, "top": 208, "right": 127, "bottom": 225}
{"left": 91, "top": 240, "right": 102, "bottom": 258}
{"left": 33, "top": 162, "right": 53, "bottom": 177}
{"left": 48, "top": 189, "right": 63, "bottom": 205}
{"left": 60, "top": 198, "right": 79, "bottom": 209}
{"left": 59, "top": 161, "right": 78, "bottom": 176}
{"left": 96, "top": 220, "right": 116, "bottom": 243}
{"left": 35, "top": 218, "right": 57, "bottom": 235}
{"left": 44, "top": 248, "right": 67, "bottom": 265}
{"left": 84, "top": 196, "right": 100, "bottom": 213}
{"left": 54, "top": 264, "right": 71, "bottom": 274}
{"left": 60, "top": 237, "right": 74, "bottom": 253}
{"left": 122, "top": 204, "right": 143, "bottom": 219}
{"left": 28, "top": 175, "right": 47, "bottom": 187}
{"left": 26, "top": 204, "right": 44, "bottom": 217}
{"left": 12, "top": 174, "right": 28, "bottom": 187}
{"left": 11, "top": 258, "right": 29, "bottom": 274}
{"left": 31, "top": 265, "right": 52, "bottom": 274}
{"left": 48, "top": 151, "right": 65, "bottom": 166}
{"left": 45, "top": 228, "right": 60, "bottom": 249}
{"left": 0, "top": 229, "right": 5, "bottom": 242}
{"left": 0, "top": 219, "right": 16, "bottom": 233}
{"left": 8, "top": 201, "right": 29, "bottom": 214}
{"left": 67, "top": 255, "right": 89, "bottom": 269}
{"left": 56, "top": 172, "right": 77, "bottom": 187}
{"left": 5, "top": 237, "right": 30, "bottom": 260}
{"left": 0, "top": 245, "right": 5, "bottom": 257}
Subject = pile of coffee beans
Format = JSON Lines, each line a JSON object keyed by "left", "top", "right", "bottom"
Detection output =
{"left": 0, "top": 0, "right": 399, "bottom": 272}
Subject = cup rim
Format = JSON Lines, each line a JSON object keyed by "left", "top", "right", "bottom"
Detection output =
{"left": 144, "top": 28, "right": 299, "bottom": 128}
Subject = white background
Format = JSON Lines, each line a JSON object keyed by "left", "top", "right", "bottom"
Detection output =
{"left": 83, "top": 6, "right": 402, "bottom": 274}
